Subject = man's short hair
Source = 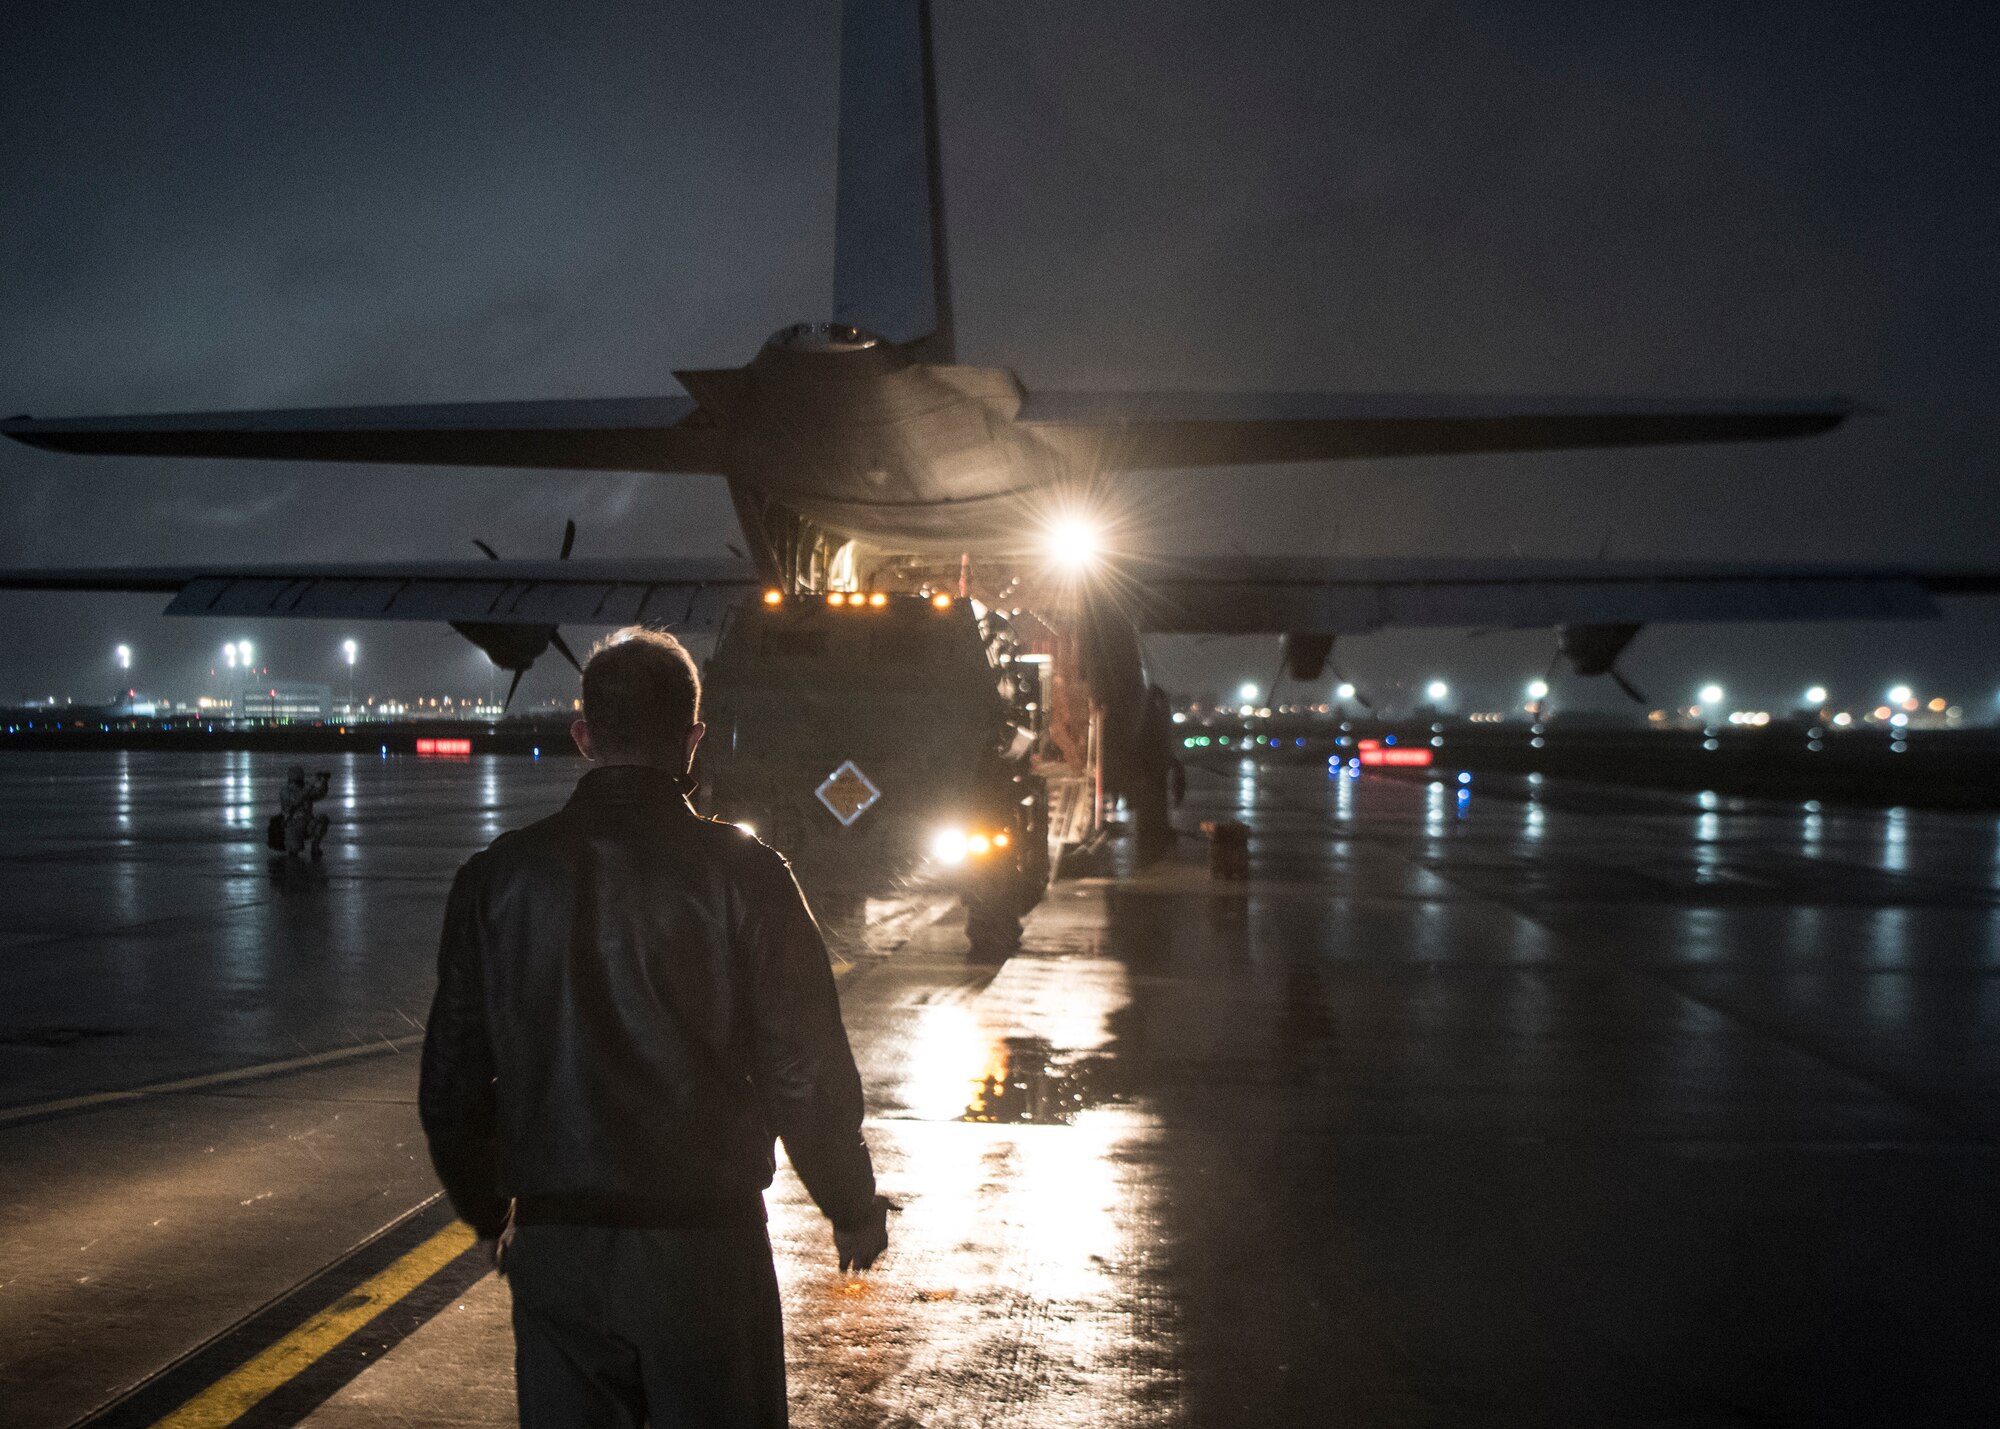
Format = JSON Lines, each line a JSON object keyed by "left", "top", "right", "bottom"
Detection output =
{"left": 580, "top": 627, "right": 701, "bottom": 760}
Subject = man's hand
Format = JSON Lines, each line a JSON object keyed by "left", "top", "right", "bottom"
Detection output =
{"left": 478, "top": 1223, "right": 515, "bottom": 1276}
{"left": 833, "top": 1195, "right": 892, "bottom": 1273}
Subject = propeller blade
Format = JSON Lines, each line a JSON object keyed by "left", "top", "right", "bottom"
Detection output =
{"left": 1531, "top": 648, "right": 1562, "bottom": 718}
{"left": 503, "top": 667, "right": 526, "bottom": 712}
{"left": 549, "top": 629, "right": 584, "bottom": 675}
{"left": 473, "top": 538, "right": 500, "bottom": 561}
{"left": 1610, "top": 667, "right": 1649, "bottom": 705}
{"left": 559, "top": 519, "right": 576, "bottom": 560}
{"left": 1330, "top": 663, "right": 1374, "bottom": 710}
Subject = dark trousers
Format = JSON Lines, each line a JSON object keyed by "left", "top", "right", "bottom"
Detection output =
{"left": 507, "top": 1224, "right": 788, "bottom": 1428}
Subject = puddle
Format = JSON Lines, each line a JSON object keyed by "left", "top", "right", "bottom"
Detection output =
{"left": 959, "top": 1035, "right": 1124, "bottom": 1124}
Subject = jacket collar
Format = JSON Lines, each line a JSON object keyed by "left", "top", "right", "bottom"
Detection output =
{"left": 569, "top": 763, "right": 698, "bottom": 810}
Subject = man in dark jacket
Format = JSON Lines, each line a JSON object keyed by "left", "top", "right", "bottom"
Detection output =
{"left": 420, "top": 626, "right": 888, "bottom": 1428}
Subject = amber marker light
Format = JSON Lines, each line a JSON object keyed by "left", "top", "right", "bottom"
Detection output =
{"left": 994, "top": 832, "right": 1009, "bottom": 848}
{"left": 966, "top": 834, "right": 991, "bottom": 855}
{"left": 827, "top": 592, "right": 845, "bottom": 607}
{"left": 762, "top": 589, "right": 783, "bottom": 605}
{"left": 931, "top": 593, "right": 953, "bottom": 610}
{"left": 868, "top": 592, "right": 887, "bottom": 608}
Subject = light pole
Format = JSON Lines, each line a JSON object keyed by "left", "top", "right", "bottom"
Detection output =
{"left": 342, "top": 639, "right": 358, "bottom": 715}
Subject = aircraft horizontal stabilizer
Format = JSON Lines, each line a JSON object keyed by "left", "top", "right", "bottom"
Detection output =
{"left": 0, "top": 558, "right": 760, "bottom": 632}
{"left": 1017, "top": 391, "right": 1849, "bottom": 468}
{"left": 1117, "top": 555, "right": 1979, "bottom": 635}
{"left": 1, "top": 396, "right": 724, "bottom": 474}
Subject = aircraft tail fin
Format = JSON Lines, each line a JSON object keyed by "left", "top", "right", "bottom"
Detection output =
{"left": 833, "top": 0, "right": 954, "bottom": 360}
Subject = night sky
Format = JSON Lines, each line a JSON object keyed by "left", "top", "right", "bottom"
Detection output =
{"left": 2, "top": 1, "right": 1995, "bottom": 716}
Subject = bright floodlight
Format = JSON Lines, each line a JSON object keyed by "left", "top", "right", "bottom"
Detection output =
{"left": 1335, "top": 682, "right": 1356, "bottom": 700}
{"left": 222, "top": 643, "right": 237, "bottom": 668}
{"left": 1426, "top": 680, "right": 1448, "bottom": 701}
{"left": 1698, "top": 684, "right": 1724, "bottom": 705}
{"left": 343, "top": 638, "right": 358, "bottom": 665}
{"left": 930, "top": 828, "right": 968, "bottom": 865}
{"left": 1804, "top": 685, "right": 1827, "bottom": 705}
{"left": 237, "top": 640, "right": 253, "bottom": 667}
{"left": 1044, "top": 515, "right": 1102, "bottom": 571}
{"left": 1239, "top": 682, "right": 1259, "bottom": 703}
{"left": 115, "top": 644, "right": 131, "bottom": 670}
{"left": 1887, "top": 684, "right": 1913, "bottom": 705}
{"left": 1527, "top": 679, "right": 1549, "bottom": 700}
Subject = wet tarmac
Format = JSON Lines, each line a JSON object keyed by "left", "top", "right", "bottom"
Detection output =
{"left": 2, "top": 752, "right": 1997, "bottom": 1425}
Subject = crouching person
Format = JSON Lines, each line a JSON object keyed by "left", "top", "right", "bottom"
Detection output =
{"left": 420, "top": 626, "right": 890, "bottom": 1428}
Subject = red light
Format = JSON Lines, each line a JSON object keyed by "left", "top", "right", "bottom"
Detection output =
{"left": 1356, "top": 739, "right": 1432, "bottom": 768}
{"left": 415, "top": 738, "right": 472, "bottom": 756}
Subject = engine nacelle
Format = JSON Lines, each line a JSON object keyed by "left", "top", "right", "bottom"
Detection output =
{"left": 451, "top": 620, "right": 555, "bottom": 674}
{"left": 1557, "top": 623, "right": 1642, "bottom": 677}
{"left": 1281, "top": 632, "right": 1336, "bottom": 683}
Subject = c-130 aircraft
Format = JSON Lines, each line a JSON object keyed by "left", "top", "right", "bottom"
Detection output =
{"left": 4, "top": 0, "right": 1992, "bottom": 861}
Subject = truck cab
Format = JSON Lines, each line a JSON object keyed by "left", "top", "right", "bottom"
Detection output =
{"left": 697, "top": 590, "right": 1049, "bottom": 956}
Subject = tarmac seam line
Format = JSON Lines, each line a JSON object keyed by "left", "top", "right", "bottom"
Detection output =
{"left": 0, "top": 1034, "right": 426, "bottom": 1126}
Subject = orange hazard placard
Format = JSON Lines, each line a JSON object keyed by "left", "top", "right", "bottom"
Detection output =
{"left": 815, "top": 760, "right": 882, "bottom": 826}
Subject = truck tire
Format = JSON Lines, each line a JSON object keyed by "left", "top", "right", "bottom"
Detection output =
{"left": 964, "top": 893, "right": 1023, "bottom": 962}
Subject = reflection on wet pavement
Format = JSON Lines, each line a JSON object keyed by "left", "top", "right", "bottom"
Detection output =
{"left": 774, "top": 928, "right": 1177, "bottom": 1428}
{"left": 7, "top": 752, "right": 2000, "bottom": 1426}
{"left": 960, "top": 1036, "right": 1122, "bottom": 1124}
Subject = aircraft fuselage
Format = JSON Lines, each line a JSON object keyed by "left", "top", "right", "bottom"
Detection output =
{"left": 684, "top": 325, "right": 1063, "bottom": 559}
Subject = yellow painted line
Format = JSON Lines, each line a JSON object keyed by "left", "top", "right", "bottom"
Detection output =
{"left": 0, "top": 1034, "right": 424, "bottom": 1125}
{"left": 149, "top": 1219, "right": 480, "bottom": 1428}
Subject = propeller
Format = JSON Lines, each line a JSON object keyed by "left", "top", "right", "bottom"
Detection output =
{"left": 1273, "top": 631, "right": 1374, "bottom": 710}
{"left": 1543, "top": 623, "right": 1648, "bottom": 710}
{"left": 452, "top": 519, "right": 582, "bottom": 712}
{"left": 1329, "top": 655, "right": 1375, "bottom": 710}
{"left": 1531, "top": 645, "right": 1561, "bottom": 718}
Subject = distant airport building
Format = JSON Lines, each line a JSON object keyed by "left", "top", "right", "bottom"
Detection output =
{"left": 238, "top": 682, "right": 331, "bottom": 723}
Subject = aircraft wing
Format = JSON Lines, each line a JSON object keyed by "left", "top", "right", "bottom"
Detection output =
{"left": 1017, "top": 392, "right": 1849, "bottom": 468}
{"left": 0, "top": 396, "right": 725, "bottom": 473}
{"left": 1119, "top": 555, "right": 1997, "bottom": 634}
{"left": 0, "top": 558, "right": 761, "bottom": 632}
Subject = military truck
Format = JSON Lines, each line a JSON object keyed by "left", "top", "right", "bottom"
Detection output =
{"left": 696, "top": 590, "right": 1050, "bottom": 957}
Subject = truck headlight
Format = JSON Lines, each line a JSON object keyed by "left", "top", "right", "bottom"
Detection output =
{"left": 932, "top": 828, "right": 968, "bottom": 864}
